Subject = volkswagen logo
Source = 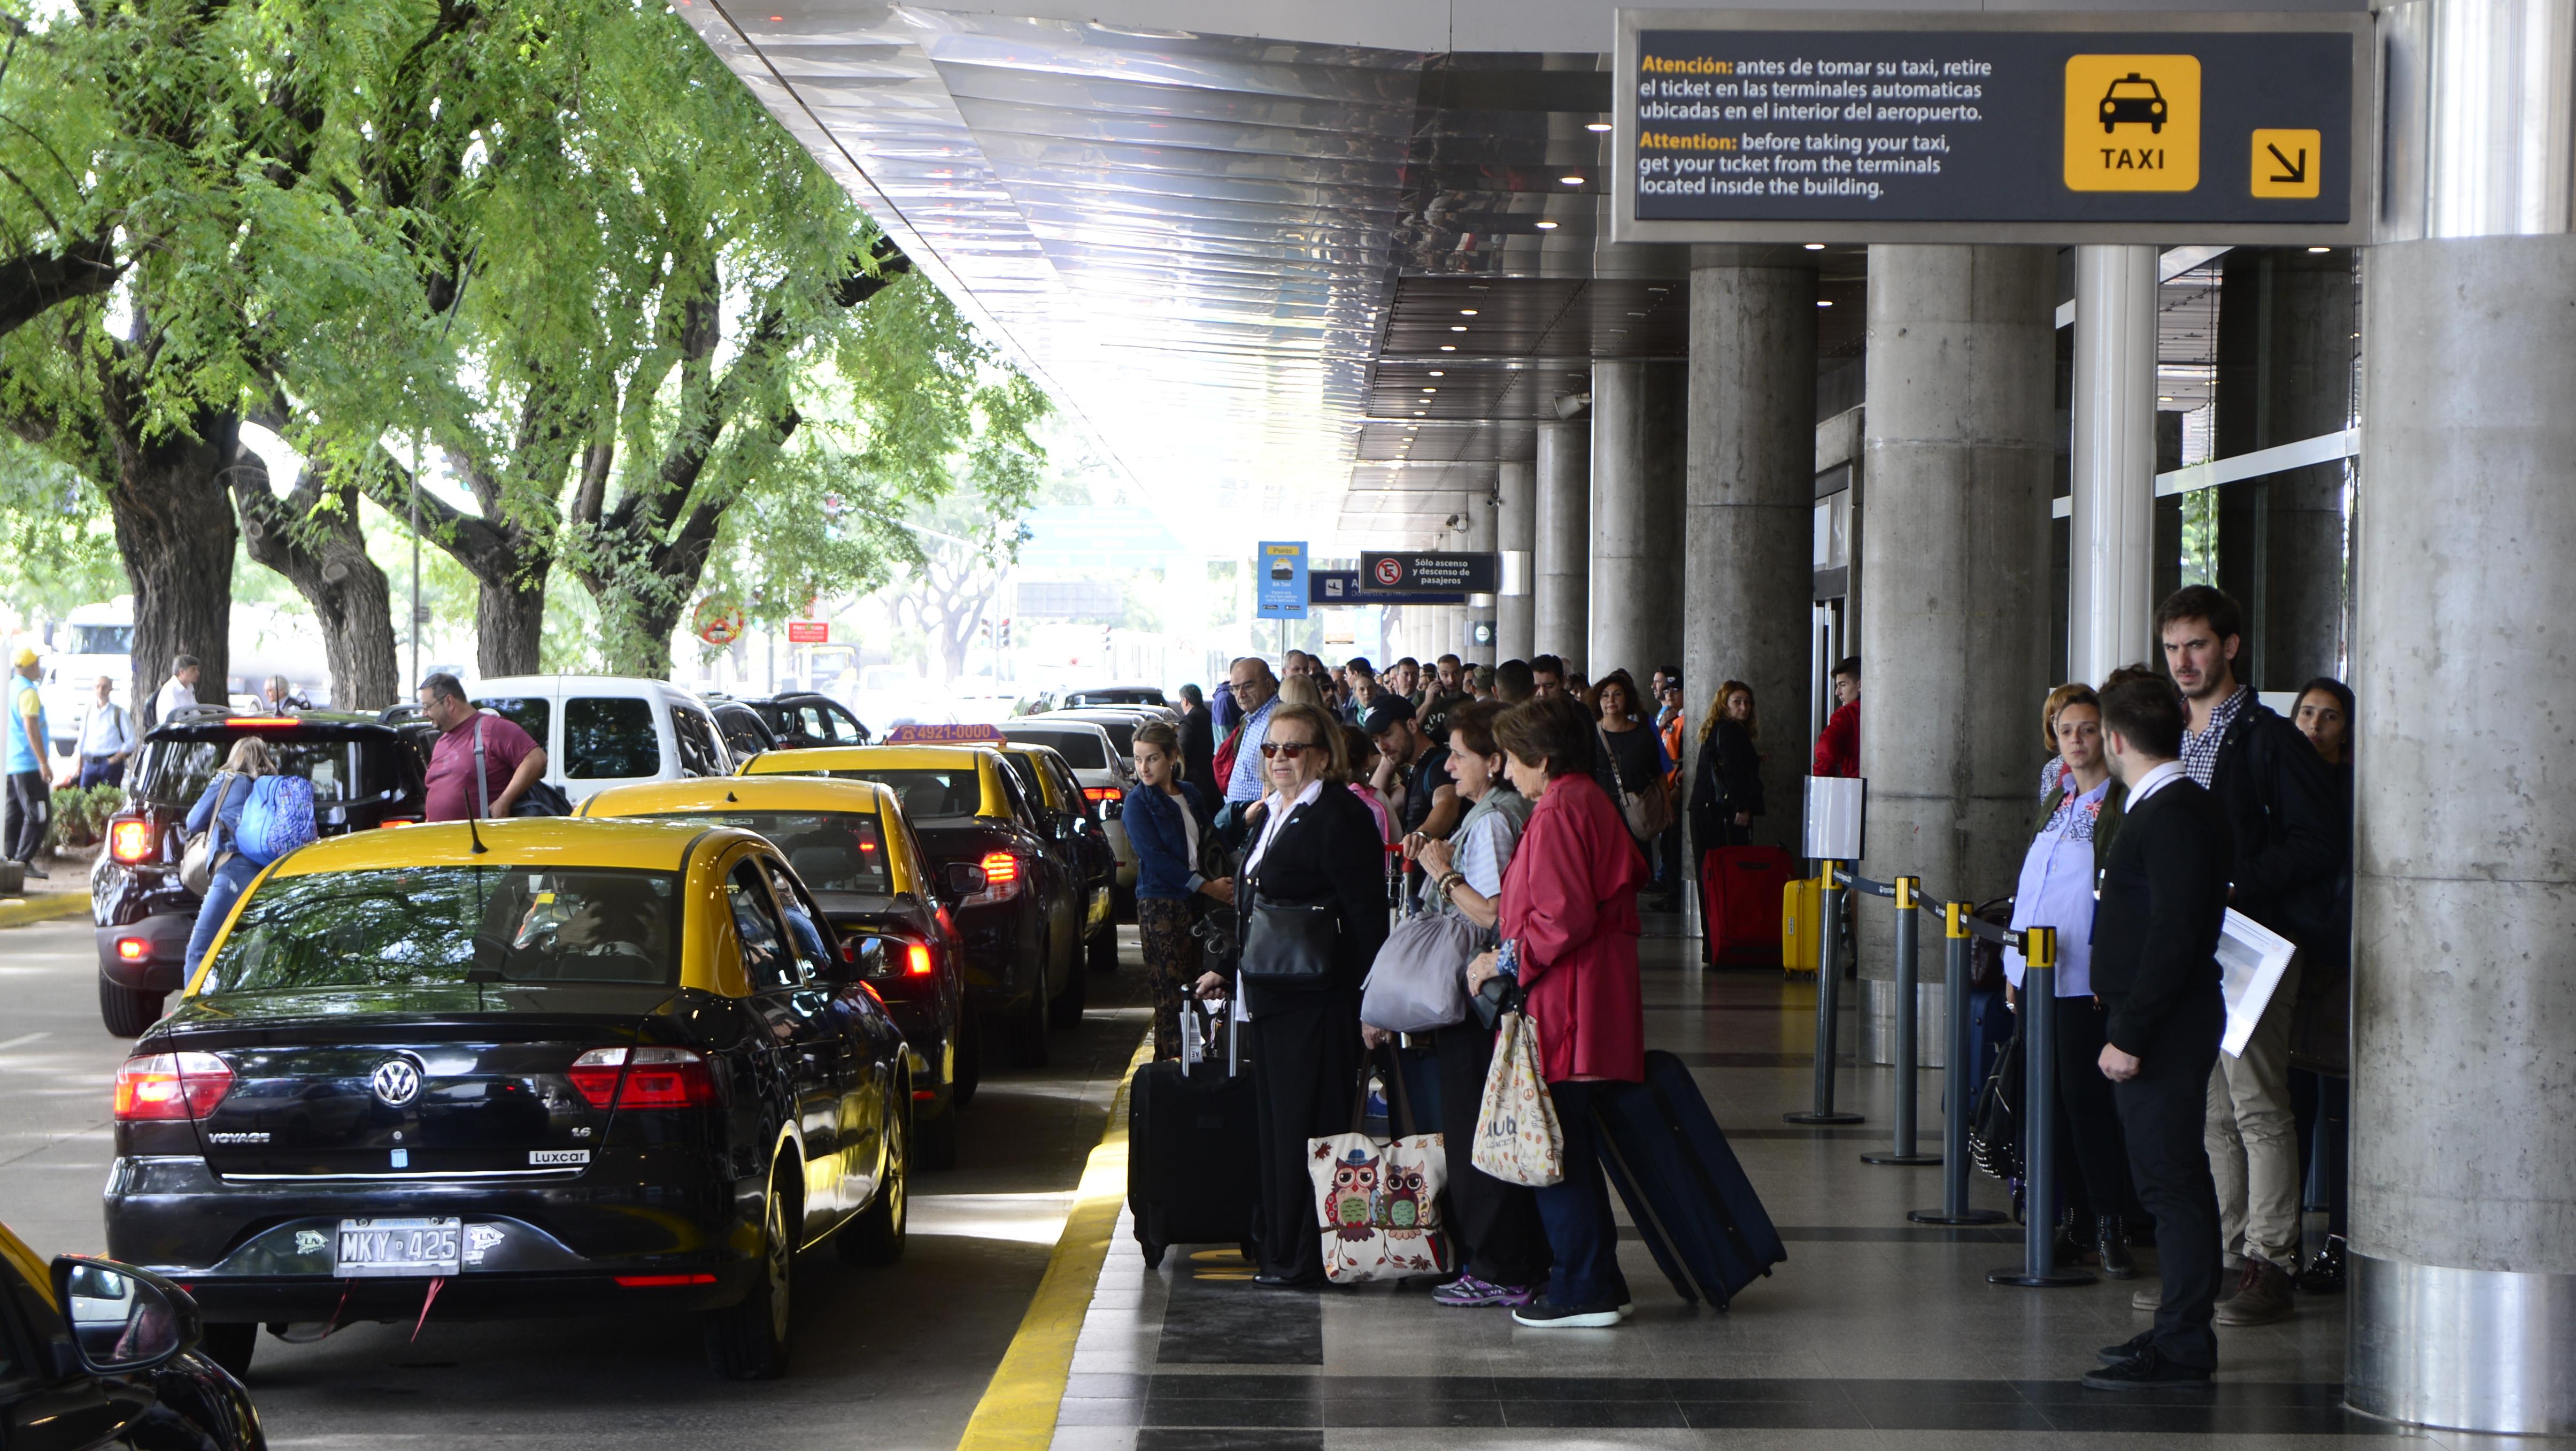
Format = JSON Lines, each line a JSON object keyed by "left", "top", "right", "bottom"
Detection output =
{"left": 369, "top": 1058, "right": 424, "bottom": 1108}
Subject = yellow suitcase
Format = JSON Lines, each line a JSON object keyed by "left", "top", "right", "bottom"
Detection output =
{"left": 1780, "top": 874, "right": 1822, "bottom": 978}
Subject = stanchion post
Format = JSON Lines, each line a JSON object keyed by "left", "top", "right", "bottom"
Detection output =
{"left": 1913, "top": 900, "right": 2006, "bottom": 1224}
{"left": 1988, "top": 926, "right": 2095, "bottom": 1287}
{"left": 1785, "top": 861, "right": 1863, "bottom": 1125}
{"left": 1863, "top": 876, "right": 1938, "bottom": 1165}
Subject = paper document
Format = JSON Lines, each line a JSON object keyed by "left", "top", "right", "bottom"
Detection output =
{"left": 2216, "top": 909, "right": 2297, "bottom": 1058}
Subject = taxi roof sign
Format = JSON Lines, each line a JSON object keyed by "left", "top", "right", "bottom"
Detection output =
{"left": 884, "top": 723, "right": 1004, "bottom": 744}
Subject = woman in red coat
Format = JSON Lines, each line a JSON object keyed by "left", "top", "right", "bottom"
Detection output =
{"left": 1470, "top": 696, "right": 1648, "bottom": 1328}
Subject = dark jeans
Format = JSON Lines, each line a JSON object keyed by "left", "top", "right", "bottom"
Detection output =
{"left": 183, "top": 853, "right": 264, "bottom": 981}
{"left": 2289, "top": 1068, "right": 2349, "bottom": 1237}
{"left": 1532, "top": 1079, "right": 1631, "bottom": 1310}
{"left": 2053, "top": 994, "right": 2141, "bottom": 1225}
{"left": 78, "top": 756, "right": 124, "bottom": 789}
{"left": 2112, "top": 986, "right": 2226, "bottom": 1371}
{"left": 5, "top": 770, "right": 47, "bottom": 862}
{"left": 1246, "top": 990, "right": 1360, "bottom": 1281}
{"left": 1431, "top": 1022, "right": 1551, "bottom": 1289}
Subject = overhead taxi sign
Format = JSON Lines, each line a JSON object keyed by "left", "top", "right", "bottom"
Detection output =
{"left": 1613, "top": 10, "right": 2369, "bottom": 247}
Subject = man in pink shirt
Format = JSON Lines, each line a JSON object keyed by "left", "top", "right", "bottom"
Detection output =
{"left": 418, "top": 673, "right": 549, "bottom": 820}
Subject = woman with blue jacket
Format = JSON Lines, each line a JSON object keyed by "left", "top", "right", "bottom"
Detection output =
{"left": 182, "top": 738, "right": 277, "bottom": 977}
{"left": 1125, "top": 719, "right": 1231, "bottom": 1060}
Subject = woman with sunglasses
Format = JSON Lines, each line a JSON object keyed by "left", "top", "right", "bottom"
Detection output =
{"left": 1194, "top": 702, "right": 1389, "bottom": 1287}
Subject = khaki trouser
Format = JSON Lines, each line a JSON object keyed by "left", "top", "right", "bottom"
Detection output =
{"left": 2205, "top": 951, "right": 2303, "bottom": 1268}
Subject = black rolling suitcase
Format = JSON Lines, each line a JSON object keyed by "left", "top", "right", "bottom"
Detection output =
{"left": 1127, "top": 1000, "right": 1259, "bottom": 1268}
{"left": 1594, "top": 1048, "right": 1787, "bottom": 1308}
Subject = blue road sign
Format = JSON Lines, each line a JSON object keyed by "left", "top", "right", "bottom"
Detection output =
{"left": 1257, "top": 541, "right": 1309, "bottom": 619}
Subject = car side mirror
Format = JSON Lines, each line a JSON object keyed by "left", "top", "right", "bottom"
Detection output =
{"left": 942, "top": 862, "right": 988, "bottom": 901}
{"left": 51, "top": 1256, "right": 199, "bottom": 1377}
{"left": 837, "top": 935, "right": 885, "bottom": 982}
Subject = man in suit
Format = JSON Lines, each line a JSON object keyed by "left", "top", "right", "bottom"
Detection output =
{"left": 2084, "top": 675, "right": 2235, "bottom": 1391}
{"left": 1176, "top": 684, "right": 1215, "bottom": 795}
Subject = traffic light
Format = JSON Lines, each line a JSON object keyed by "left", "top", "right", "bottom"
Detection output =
{"left": 999, "top": 617, "right": 1014, "bottom": 648}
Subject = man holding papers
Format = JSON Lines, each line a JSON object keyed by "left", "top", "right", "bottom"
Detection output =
{"left": 2083, "top": 676, "right": 2235, "bottom": 1392}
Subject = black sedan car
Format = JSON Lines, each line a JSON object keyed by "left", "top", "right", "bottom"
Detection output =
{"left": 738, "top": 736, "right": 1082, "bottom": 1066}
{"left": 739, "top": 692, "right": 871, "bottom": 749}
{"left": 92, "top": 707, "right": 433, "bottom": 1036}
{"left": 101, "top": 819, "right": 913, "bottom": 1382}
{"left": 1, "top": 1225, "right": 264, "bottom": 1451}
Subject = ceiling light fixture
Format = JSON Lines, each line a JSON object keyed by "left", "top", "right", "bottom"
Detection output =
{"left": 1439, "top": 344, "right": 1456, "bottom": 351}
{"left": 1450, "top": 325, "right": 1468, "bottom": 332}
{"left": 1428, "top": 370, "right": 1444, "bottom": 377}
{"left": 2307, "top": 245, "right": 2332, "bottom": 254}
{"left": 1585, "top": 121, "right": 1614, "bottom": 133}
{"left": 1422, "top": 387, "right": 1437, "bottom": 393}
{"left": 1459, "top": 309, "right": 1478, "bottom": 316}
{"left": 1560, "top": 175, "right": 1585, "bottom": 186}
{"left": 1414, "top": 410, "right": 1426, "bottom": 416}
{"left": 1816, "top": 300, "right": 1833, "bottom": 308}
{"left": 1534, "top": 220, "right": 1559, "bottom": 230}
{"left": 1802, "top": 243, "right": 1826, "bottom": 251}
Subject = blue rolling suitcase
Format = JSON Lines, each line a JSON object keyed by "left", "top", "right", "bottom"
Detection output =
{"left": 1594, "top": 1048, "right": 1787, "bottom": 1308}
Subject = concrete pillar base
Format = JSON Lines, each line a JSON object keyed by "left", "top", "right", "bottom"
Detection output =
{"left": 2348, "top": 1255, "right": 2576, "bottom": 1435}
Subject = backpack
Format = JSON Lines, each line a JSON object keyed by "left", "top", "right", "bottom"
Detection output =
{"left": 1209, "top": 722, "right": 1243, "bottom": 797}
{"left": 235, "top": 774, "right": 318, "bottom": 865}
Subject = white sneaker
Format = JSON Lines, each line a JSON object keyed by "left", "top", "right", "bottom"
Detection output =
{"left": 1513, "top": 1298, "right": 1623, "bottom": 1329}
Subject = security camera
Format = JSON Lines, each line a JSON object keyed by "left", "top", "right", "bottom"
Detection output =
{"left": 1553, "top": 391, "right": 1592, "bottom": 420}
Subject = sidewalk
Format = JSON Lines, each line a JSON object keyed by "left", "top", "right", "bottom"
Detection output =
{"left": 1043, "top": 936, "right": 2389, "bottom": 1450}
{"left": 0, "top": 842, "right": 95, "bottom": 927}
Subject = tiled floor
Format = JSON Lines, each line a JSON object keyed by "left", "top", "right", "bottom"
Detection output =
{"left": 1053, "top": 927, "right": 2558, "bottom": 1451}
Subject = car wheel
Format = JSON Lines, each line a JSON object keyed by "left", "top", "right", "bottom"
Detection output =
{"left": 201, "top": 1322, "right": 256, "bottom": 1379}
{"left": 839, "top": 1096, "right": 908, "bottom": 1264}
{"left": 1048, "top": 952, "right": 1088, "bottom": 1028}
{"left": 1086, "top": 920, "right": 1117, "bottom": 975}
{"left": 704, "top": 1165, "right": 796, "bottom": 1380}
{"left": 917, "top": 1091, "right": 959, "bottom": 1170}
{"left": 952, "top": 1017, "right": 981, "bottom": 1108}
{"left": 99, "top": 975, "right": 164, "bottom": 1038}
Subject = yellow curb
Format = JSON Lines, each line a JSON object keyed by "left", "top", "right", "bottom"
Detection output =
{"left": 955, "top": 1033, "right": 1153, "bottom": 1451}
{"left": 0, "top": 894, "right": 87, "bottom": 930}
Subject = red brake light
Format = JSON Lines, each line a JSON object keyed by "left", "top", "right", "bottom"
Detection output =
{"left": 227, "top": 716, "right": 298, "bottom": 727}
{"left": 978, "top": 850, "right": 1018, "bottom": 884}
{"left": 114, "top": 1052, "right": 233, "bottom": 1120}
{"left": 567, "top": 1046, "right": 715, "bottom": 1111}
{"left": 614, "top": 1273, "right": 718, "bottom": 1287}
{"left": 109, "top": 818, "right": 153, "bottom": 864}
{"left": 1083, "top": 786, "right": 1115, "bottom": 802}
{"left": 906, "top": 942, "right": 934, "bottom": 977}
{"left": 115, "top": 937, "right": 149, "bottom": 962}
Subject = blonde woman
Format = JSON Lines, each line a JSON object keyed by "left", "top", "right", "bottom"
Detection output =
{"left": 182, "top": 738, "right": 276, "bottom": 974}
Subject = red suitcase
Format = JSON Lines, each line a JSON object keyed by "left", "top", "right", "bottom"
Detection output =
{"left": 1700, "top": 846, "right": 1795, "bottom": 965}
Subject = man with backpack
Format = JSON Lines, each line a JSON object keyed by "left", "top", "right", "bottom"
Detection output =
{"left": 419, "top": 673, "right": 552, "bottom": 821}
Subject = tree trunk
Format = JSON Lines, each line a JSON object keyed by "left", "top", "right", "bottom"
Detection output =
{"left": 477, "top": 572, "right": 548, "bottom": 678}
{"left": 232, "top": 465, "right": 401, "bottom": 710}
{"left": 104, "top": 403, "right": 239, "bottom": 727}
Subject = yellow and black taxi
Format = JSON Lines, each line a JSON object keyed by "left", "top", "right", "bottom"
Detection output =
{"left": 100, "top": 819, "right": 912, "bottom": 1383}
{"left": 738, "top": 727, "right": 1082, "bottom": 1066}
{"left": 989, "top": 737, "right": 1120, "bottom": 974}
{"left": 0, "top": 1218, "right": 264, "bottom": 1450}
{"left": 578, "top": 776, "right": 971, "bottom": 1168}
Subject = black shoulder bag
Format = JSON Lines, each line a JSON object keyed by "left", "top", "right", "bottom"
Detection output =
{"left": 1235, "top": 806, "right": 1339, "bottom": 991}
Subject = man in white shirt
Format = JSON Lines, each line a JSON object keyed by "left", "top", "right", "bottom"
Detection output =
{"left": 73, "top": 677, "right": 134, "bottom": 788}
{"left": 1222, "top": 658, "right": 1279, "bottom": 807}
{"left": 151, "top": 655, "right": 201, "bottom": 728}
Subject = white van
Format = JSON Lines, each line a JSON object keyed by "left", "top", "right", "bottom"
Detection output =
{"left": 468, "top": 675, "right": 735, "bottom": 805}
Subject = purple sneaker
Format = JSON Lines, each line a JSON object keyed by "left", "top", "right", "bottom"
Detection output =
{"left": 1431, "top": 1275, "right": 1536, "bottom": 1308}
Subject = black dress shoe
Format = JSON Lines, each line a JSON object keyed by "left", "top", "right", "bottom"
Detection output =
{"left": 2081, "top": 1347, "right": 2213, "bottom": 1391}
{"left": 2097, "top": 1331, "right": 2154, "bottom": 1365}
{"left": 1253, "top": 1270, "right": 1322, "bottom": 1289}
{"left": 2097, "top": 1215, "right": 2137, "bottom": 1280}
{"left": 2296, "top": 1236, "right": 2347, "bottom": 1295}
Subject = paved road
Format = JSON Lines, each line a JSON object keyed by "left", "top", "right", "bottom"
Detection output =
{"left": 0, "top": 918, "right": 1149, "bottom": 1450}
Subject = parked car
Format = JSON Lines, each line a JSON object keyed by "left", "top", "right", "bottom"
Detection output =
{"left": 991, "top": 739, "right": 1120, "bottom": 971}
{"left": 91, "top": 707, "right": 435, "bottom": 1037}
{"left": 738, "top": 692, "right": 871, "bottom": 749}
{"left": 582, "top": 775, "right": 973, "bottom": 1166}
{"left": 738, "top": 736, "right": 1082, "bottom": 1064}
{"left": 1058, "top": 686, "right": 1168, "bottom": 709}
{"left": 996, "top": 720, "right": 1137, "bottom": 918}
{"left": 0, "top": 1221, "right": 265, "bottom": 1450}
{"left": 701, "top": 697, "right": 780, "bottom": 762}
{"left": 468, "top": 676, "right": 734, "bottom": 804}
{"left": 101, "top": 818, "right": 913, "bottom": 1382}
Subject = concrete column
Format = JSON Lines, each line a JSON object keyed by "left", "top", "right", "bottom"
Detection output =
{"left": 1464, "top": 487, "right": 1498, "bottom": 664}
{"left": 1685, "top": 255, "right": 1817, "bottom": 856}
{"left": 1533, "top": 415, "right": 1591, "bottom": 672}
{"left": 1495, "top": 458, "right": 1536, "bottom": 661}
{"left": 2216, "top": 246, "right": 2356, "bottom": 688}
{"left": 2068, "top": 244, "right": 2160, "bottom": 687}
{"left": 1855, "top": 245, "right": 2057, "bottom": 1066}
{"left": 1587, "top": 359, "right": 1687, "bottom": 685}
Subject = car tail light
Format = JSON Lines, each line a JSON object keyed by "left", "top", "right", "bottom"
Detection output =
{"left": 115, "top": 937, "right": 149, "bottom": 963}
{"left": 567, "top": 1046, "right": 715, "bottom": 1111}
{"left": 906, "top": 942, "right": 934, "bottom": 977}
{"left": 114, "top": 1052, "right": 233, "bottom": 1120}
{"left": 108, "top": 818, "right": 154, "bottom": 864}
{"left": 227, "top": 716, "right": 298, "bottom": 727}
{"left": 1083, "top": 786, "right": 1122, "bottom": 819}
{"left": 963, "top": 850, "right": 1022, "bottom": 907}
{"left": 614, "top": 1273, "right": 718, "bottom": 1287}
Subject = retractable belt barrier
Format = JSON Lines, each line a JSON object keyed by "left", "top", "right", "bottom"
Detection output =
{"left": 1788, "top": 863, "right": 2083, "bottom": 1280}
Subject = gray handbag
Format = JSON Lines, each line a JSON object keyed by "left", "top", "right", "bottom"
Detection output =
{"left": 179, "top": 774, "right": 241, "bottom": 897}
{"left": 1359, "top": 910, "right": 1490, "bottom": 1033}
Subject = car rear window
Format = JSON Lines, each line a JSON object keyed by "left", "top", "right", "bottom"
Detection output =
{"left": 1082, "top": 719, "right": 1138, "bottom": 756}
{"left": 565, "top": 696, "right": 659, "bottom": 779}
{"left": 200, "top": 866, "right": 681, "bottom": 994}
{"left": 475, "top": 696, "right": 552, "bottom": 749}
{"left": 1004, "top": 728, "right": 1107, "bottom": 769}
{"left": 631, "top": 811, "right": 892, "bottom": 895}
{"left": 130, "top": 738, "right": 389, "bottom": 809}
{"left": 815, "top": 767, "right": 982, "bottom": 821}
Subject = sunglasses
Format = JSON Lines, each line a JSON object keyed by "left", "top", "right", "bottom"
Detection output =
{"left": 1259, "top": 740, "right": 1321, "bottom": 759}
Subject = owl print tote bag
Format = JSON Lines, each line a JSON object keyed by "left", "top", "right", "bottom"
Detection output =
{"left": 1307, "top": 1053, "right": 1451, "bottom": 1284}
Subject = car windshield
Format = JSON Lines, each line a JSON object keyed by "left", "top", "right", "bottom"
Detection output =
{"left": 630, "top": 810, "right": 892, "bottom": 894}
{"left": 813, "top": 767, "right": 982, "bottom": 821}
{"left": 1004, "top": 728, "right": 1107, "bottom": 769}
{"left": 67, "top": 624, "right": 133, "bottom": 656}
{"left": 131, "top": 738, "right": 386, "bottom": 809}
{"left": 200, "top": 866, "right": 681, "bottom": 994}
{"left": 1079, "top": 719, "right": 1138, "bottom": 755}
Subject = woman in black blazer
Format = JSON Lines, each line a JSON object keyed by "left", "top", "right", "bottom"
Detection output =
{"left": 1196, "top": 701, "right": 1389, "bottom": 1286}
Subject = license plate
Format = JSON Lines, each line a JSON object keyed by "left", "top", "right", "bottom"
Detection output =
{"left": 335, "top": 1217, "right": 462, "bottom": 1277}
